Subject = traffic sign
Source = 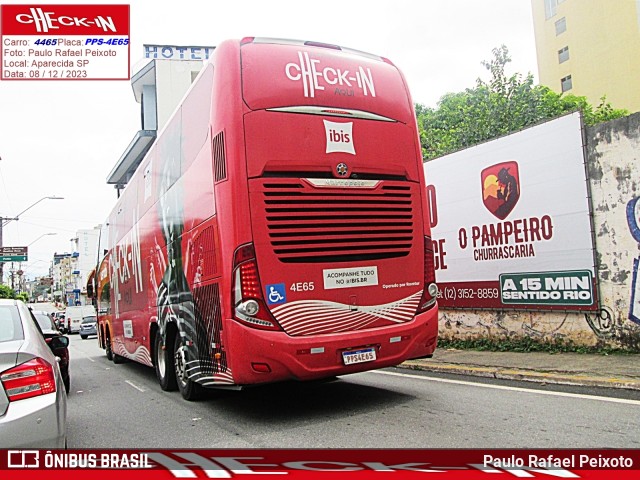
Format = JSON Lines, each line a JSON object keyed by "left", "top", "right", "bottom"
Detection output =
{"left": 0, "top": 246, "right": 28, "bottom": 262}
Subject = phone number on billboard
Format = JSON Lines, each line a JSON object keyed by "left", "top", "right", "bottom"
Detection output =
{"left": 441, "top": 287, "right": 500, "bottom": 301}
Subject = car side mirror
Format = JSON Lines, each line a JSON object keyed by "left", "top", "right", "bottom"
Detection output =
{"left": 49, "top": 336, "right": 69, "bottom": 350}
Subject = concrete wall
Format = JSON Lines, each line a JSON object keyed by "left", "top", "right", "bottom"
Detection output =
{"left": 439, "top": 112, "right": 640, "bottom": 350}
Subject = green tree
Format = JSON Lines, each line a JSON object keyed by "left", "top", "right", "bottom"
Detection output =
{"left": 417, "top": 45, "right": 628, "bottom": 161}
{"left": 0, "top": 284, "right": 16, "bottom": 299}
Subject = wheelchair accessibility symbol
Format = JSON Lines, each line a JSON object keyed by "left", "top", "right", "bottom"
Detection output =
{"left": 266, "top": 283, "right": 286, "bottom": 305}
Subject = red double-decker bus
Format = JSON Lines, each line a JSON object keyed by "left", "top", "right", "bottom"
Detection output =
{"left": 95, "top": 37, "right": 438, "bottom": 400}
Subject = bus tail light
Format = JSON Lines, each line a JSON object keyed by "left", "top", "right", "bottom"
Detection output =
{"left": 232, "top": 243, "right": 283, "bottom": 331}
{"left": 1, "top": 358, "right": 56, "bottom": 402}
{"left": 416, "top": 236, "right": 438, "bottom": 314}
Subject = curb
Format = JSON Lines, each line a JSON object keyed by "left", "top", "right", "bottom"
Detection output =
{"left": 399, "top": 360, "right": 640, "bottom": 391}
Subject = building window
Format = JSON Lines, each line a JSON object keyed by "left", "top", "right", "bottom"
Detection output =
{"left": 561, "top": 75, "right": 573, "bottom": 92}
{"left": 545, "top": 0, "right": 566, "bottom": 20}
{"left": 558, "top": 46, "right": 570, "bottom": 63}
{"left": 555, "top": 17, "right": 567, "bottom": 35}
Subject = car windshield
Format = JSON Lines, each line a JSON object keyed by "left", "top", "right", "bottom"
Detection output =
{"left": 32, "top": 312, "right": 56, "bottom": 331}
{"left": 82, "top": 316, "right": 97, "bottom": 324}
{"left": 0, "top": 305, "right": 25, "bottom": 342}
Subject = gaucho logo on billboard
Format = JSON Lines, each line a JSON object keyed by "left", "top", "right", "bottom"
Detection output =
{"left": 481, "top": 161, "right": 520, "bottom": 220}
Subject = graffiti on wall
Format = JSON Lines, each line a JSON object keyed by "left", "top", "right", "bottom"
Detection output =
{"left": 627, "top": 197, "right": 640, "bottom": 325}
{"left": 584, "top": 308, "right": 615, "bottom": 338}
{"left": 440, "top": 309, "right": 600, "bottom": 342}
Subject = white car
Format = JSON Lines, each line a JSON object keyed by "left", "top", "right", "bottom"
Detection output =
{"left": 64, "top": 305, "right": 96, "bottom": 334}
{"left": 0, "top": 299, "right": 68, "bottom": 448}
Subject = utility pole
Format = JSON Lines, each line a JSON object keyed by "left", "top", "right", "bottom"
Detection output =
{"left": 0, "top": 196, "right": 64, "bottom": 285}
{"left": 0, "top": 215, "right": 20, "bottom": 285}
{"left": 0, "top": 216, "right": 18, "bottom": 285}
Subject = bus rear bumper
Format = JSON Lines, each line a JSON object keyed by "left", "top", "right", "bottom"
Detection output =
{"left": 224, "top": 306, "right": 438, "bottom": 385}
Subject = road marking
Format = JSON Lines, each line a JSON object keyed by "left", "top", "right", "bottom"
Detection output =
{"left": 372, "top": 370, "right": 640, "bottom": 406}
{"left": 68, "top": 340, "right": 96, "bottom": 361}
{"left": 125, "top": 380, "right": 146, "bottom": 392}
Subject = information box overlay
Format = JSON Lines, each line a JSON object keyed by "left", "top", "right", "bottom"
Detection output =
{"left": 1, "top": 4, "right": 130, "bottom": 80}
{"left": 1, "top": 448, "right": 640, "bottom": 479}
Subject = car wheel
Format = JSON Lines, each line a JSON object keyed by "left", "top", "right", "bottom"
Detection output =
{"left": 174, "top": 334, "right": 204, "bottom": 401}
{"left": 154, "top": 332, "right": 177, "bottom": 391}
{"left": 81, "top": 335, "right": 87, "bottom": 340}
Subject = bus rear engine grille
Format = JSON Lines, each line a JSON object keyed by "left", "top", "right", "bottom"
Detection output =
{"left": 262, "top": 182, "right": 417, "bottom": 263}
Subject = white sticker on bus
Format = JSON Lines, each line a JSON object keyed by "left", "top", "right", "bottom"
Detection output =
{"left": 324, "top": 120, "right": 355, "bottom": 155}
{"left": 123, "top": 320, "right": 133, "bottom": 338}
{"left": 323, "top": 266, "right": 379, "bottom": 290}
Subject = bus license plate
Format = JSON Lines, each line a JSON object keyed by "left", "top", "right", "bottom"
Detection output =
{"left": 342, "top": 347, "right": 376, "bottom": 366}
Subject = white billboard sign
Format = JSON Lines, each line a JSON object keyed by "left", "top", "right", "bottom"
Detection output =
{"left": 424, "top": 112, "right": 597, "bottom": 310}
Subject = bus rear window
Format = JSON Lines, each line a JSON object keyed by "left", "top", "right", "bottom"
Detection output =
{"left": 241, "top": 41, "right": 414, "bottom": 123}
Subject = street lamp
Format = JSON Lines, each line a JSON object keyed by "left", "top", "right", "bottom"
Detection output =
{"left": 28, "top": 232, "right": 57, "bottom": 246}
{"left": 1, "top": 196, "right": 64, "bottom": 227}
{"left": 0, "top": 196, "right": 64, "bottom": 284}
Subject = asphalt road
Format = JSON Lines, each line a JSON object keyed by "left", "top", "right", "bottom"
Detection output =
{"left": 64, "top": 332, "right": 640, "bottom": 449}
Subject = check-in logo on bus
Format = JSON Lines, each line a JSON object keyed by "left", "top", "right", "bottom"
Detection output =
{"left": 285, "top": 51, "right": 376, "bottom": 98}
{"left": 324, "top": 120, "right": 355, "bottom": 155}
{"left": 12, "top": 6, "right": 120, "bottom": 33}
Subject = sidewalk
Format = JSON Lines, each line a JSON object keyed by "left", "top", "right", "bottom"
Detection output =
{"left": 400, "top": 349, "right": 640, "bottom": 391}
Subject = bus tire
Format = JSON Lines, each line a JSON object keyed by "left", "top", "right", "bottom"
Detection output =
{"left": 112, "top": 352, "right": 127, "bottom": 364}
{"left": 174, "top": 334, "right": 204, "bottom": 401}
{"left": 154, "top": 333, "right": 177, "bottom": 391}
{"left": 105, "top": 331, "right": 114, "bottom": 361}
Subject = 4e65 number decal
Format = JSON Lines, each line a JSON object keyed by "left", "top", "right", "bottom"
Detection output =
{"left": 290, "top": 282, "right": 315, "bottom": 292}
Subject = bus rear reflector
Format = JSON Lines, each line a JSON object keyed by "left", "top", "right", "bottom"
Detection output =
{"left": 251, "top": 363, "right": 272, "bottom": 373}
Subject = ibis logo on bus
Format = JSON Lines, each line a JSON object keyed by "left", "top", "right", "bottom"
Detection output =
{"left": 324, "top": 120, "right": 355, "bottom": 155}
{"left": 285, "top": 51, "right": 376, "bottom": 98}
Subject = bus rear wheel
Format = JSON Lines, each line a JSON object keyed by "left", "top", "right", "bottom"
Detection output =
{"left": 109, "top": 333, "right": 127, "bottom": 364}
{"left": 105, "top": 331, "right": 113, "bottom": 361}
{"left": 174, "top": 334, "right": 204, "bottom": 401}
{"left": 154, "top": 333, "right": 177, "bottom": 391}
